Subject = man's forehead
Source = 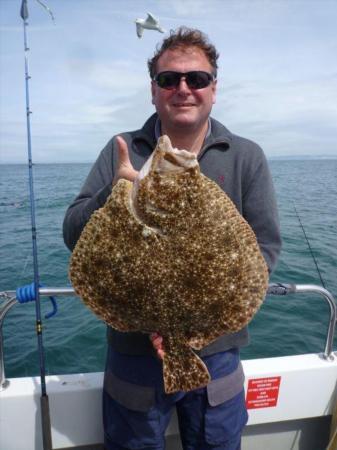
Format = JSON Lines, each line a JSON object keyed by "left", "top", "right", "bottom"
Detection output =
{"left": 161, "top": 46, "right": 205, "bottom": 59}
{"left": 157, "top": 46, "right": 211, "bottom": 68}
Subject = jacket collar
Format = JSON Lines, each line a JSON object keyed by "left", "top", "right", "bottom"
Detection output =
{"left": 133, "top": 113, "right": 232, "bottom": 153}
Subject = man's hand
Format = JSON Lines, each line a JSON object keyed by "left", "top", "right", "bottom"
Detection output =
{"left": 112, "top": 136, "right": 139, "bottom": 185}
{"left": 150, "top": 332, "right": 165, "bottom": 360}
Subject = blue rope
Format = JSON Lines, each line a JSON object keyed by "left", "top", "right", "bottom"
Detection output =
{"left": 16, "top": 282, "right": 57, "bottom": 319}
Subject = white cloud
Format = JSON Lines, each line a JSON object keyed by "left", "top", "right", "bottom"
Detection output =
{"left": 165, "top": 0, "right": 216, "bottom": 17}
{"left": 88, "top": 61, "right": 148, "bottom": 92}
{"left": 213, "top": 73, "right": 337, "bottom": 156}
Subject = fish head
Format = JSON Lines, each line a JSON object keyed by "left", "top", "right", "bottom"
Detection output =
{"left": 131, "top": 135, "right": 200, "bottom": 233}
{"left": 149, "top": 135, "right": 197, "bottom": 175}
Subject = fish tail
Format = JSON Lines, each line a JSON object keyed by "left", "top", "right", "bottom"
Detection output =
{"left": 162, "top": 337, "right": 210, "bottom": 394}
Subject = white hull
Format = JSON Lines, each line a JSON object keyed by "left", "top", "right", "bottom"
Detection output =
{"left": 1, "top": 352, "right": 336, "bottom": 450}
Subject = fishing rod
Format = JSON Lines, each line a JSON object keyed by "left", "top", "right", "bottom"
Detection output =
{"left": 293, "top": 202, "right": 326, "bottom": 289}
{"left": 20, "top": 1, "right": 54, "bottom": 448}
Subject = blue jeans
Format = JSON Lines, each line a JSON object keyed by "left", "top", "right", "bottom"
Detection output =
{"left": 103, "top": 347, "right": 247, "bottom": 450}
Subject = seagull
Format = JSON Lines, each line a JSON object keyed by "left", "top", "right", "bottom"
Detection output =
{"left": 135, "top": 12, "right": 165, "bottom": 38}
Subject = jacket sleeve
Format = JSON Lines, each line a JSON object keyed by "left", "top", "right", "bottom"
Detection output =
{"left": 63, "top": 140, "right": 115, "bottom": 251}
{"left": 241, "top": 146, "right": 282, "bottom": 274}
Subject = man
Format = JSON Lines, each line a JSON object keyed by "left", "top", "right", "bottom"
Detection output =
{"left": 63, "top": 27, "right": 281, "bottom": 450}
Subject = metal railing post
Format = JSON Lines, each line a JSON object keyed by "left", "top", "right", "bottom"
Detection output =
{"left": 294, "top": 284, "right": 337, "bottom": 360}
{"left": 0, "top": 297, "right": 17, "bottom": 391}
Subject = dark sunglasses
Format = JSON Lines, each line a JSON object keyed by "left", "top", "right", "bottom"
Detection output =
{"left": 153, "top": 71, "right": 215, "bottom": 90}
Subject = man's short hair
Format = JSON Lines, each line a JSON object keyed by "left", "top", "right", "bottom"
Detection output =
{"left": 147, "top": 27, "right": 219, "bottom": 79}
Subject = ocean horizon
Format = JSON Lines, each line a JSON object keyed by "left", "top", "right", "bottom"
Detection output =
{"left": 2, "top": 154, "right": 337, "bottom": 165}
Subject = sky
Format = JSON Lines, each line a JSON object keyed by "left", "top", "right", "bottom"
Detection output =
{"left": 0, "top": 0, "right": 337, "bottom": 163}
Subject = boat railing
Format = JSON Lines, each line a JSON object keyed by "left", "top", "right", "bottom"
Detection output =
{"left": 0, "top": 283, "right": 336, "bottom": 391}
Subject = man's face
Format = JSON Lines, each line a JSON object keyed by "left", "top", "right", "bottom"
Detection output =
{"left": 151, "top": 47, "right": 217, "bottom": 134}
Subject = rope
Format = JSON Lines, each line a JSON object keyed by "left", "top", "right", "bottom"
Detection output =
{"left": 293, "top": 203, "right": 326, "bottom": 289}
{"left": 16, "top": 282, "right": 57, "bottom": 319}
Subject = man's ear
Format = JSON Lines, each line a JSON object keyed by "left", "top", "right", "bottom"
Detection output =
{"left": 151, "top": 80, "right": 156, "bottom": 105}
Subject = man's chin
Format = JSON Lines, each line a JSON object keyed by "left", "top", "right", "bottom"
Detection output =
{"left": 170, "top": 115, "right": 199, "bottom": 128}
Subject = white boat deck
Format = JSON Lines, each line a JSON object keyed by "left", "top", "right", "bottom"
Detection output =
{"left": 1, "top": 352, "right": 336, "bottom": 450}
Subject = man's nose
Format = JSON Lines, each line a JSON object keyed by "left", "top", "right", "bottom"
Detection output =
{"left": 176, "top": 77, "right": 191, "bottom": 93}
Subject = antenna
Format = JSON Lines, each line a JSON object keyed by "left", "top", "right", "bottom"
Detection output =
{"left": 20, "top": 1, "right": 54, "bottom": 448}
{"left": 293, "top": 202, "right": 326, "bottom": 289}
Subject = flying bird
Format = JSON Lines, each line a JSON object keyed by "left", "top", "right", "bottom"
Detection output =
{"left": 135, "top": 12, "right": 165, "bottom": 38}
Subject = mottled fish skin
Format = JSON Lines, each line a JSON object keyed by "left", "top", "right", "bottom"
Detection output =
{"left": 69, "top": 135, "right": 269, "bottom": 393}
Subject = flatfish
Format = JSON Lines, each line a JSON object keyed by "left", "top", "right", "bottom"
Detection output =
{"left": 69, "top": 135, "right": 269, "bottom": 393}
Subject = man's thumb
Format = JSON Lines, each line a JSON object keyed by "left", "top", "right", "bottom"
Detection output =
{"left": 116, "top": 136, "right": 132, "bottom": 167}
{"left": 113, "top": 135, "right": 138, "bottom": 184}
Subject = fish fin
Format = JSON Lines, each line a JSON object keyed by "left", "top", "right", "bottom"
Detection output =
{"left": 162, "top": 337, "right": 210, "bottom": 394}
{"left": 188, "top": 335, "right": 209, "bottom": 350}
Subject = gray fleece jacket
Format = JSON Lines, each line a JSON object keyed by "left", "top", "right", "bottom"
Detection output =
{"left": 63, "top": 113, "right": 281, "bottom": 356}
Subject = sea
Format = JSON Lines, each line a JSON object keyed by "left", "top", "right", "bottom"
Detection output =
{"left": 1, "top": 159, "right": 337, "bottom": 378}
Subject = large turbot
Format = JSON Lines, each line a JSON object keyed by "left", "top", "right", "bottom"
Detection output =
{"left": 69, "top": 135, "right": 269, "bottom": 394}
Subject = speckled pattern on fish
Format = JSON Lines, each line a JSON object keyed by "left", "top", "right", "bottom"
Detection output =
{"left": 69, "top": 135, "right": 269, "bottom": 394}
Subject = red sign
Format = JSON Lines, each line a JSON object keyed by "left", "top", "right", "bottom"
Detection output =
{"left": 246, "top": 376, "right": 281, "bottom": 409}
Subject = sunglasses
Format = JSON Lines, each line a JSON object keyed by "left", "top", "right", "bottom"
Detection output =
{"left": 153, "top": 71, "right": 215, "bottom": 90}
